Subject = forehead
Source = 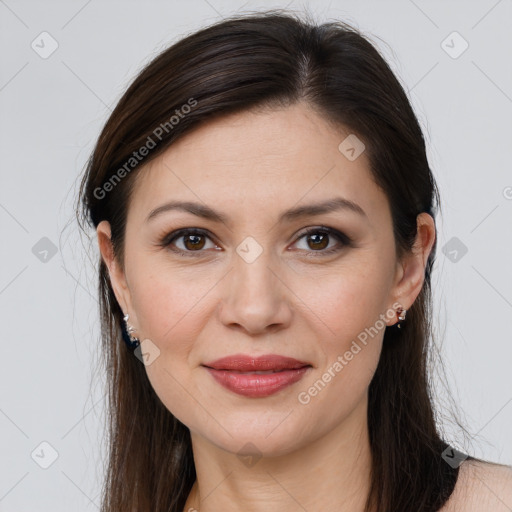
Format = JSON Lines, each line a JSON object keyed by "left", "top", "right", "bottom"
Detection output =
{"left": 128, "top": 103, "right": 390, "bottom": 229}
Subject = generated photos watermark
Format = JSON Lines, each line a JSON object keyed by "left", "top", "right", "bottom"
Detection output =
{"left": 93, "top": 97, "right": 198, "bottom": 200}
{"left": 297, "top": 302, "right": 402, "bottom": 405}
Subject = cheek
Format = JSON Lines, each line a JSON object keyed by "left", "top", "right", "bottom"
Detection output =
{"left": 293, "top": 265, "right": 389, "bottom": 402}
{"left": 293, "top": 260, "right": 392, "bottom": 343}
{"left": 129, "top": 263, "right": 217, "bottom": 346}
{"left": 129, "top": 270, "right": 213, "bottom": 423}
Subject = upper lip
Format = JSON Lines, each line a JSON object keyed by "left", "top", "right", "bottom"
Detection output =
{"left": 202, "top": 354, "right": 311, "bottom": 371}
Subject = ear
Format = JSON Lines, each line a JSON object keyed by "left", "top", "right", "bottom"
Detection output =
{"left": 387, "top": 212, "right": 436, "bottom": 325}
{"left": 96, "top": 220, "right": 133, "bottom": 317}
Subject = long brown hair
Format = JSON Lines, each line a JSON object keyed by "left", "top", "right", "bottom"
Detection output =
{"left": 76, "top": 10, "right": 463, "bottom": 511}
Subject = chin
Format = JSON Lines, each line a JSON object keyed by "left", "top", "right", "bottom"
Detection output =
{"left": 220, "top": 434, "right": 304, "bottom": 459}
{"left": 192, "top": 413, "right": 314, "bottom": 459}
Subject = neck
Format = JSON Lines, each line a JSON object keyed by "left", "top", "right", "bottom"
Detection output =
{"left": 183, "top": 397, "right": 373, "bottom": 512}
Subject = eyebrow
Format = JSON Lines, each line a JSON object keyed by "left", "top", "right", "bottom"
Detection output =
{"left": 145, "top": 197, "right": 368, "bottom": 225}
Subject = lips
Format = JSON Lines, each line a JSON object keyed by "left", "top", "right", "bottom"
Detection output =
{"left": 202, "top": 354, "right": 312, "bottom": 398}
{"left": 202, "top": 354, "right": 311, "bottom": 372}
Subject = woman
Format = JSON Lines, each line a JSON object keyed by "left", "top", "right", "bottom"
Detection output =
{"left": 76, "top": 10, "right": 512, "bottom": 512}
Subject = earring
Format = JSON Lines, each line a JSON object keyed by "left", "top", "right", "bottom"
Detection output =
{"left": 122, "top": 313, "right": 140, "bottom": 348}
{"left": 396, "top": 307, "right": 407, "bottom": 329}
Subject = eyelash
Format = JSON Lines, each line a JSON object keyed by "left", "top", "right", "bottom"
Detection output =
{"left": 159, "top": 226, "right": 352, "bottom": 258}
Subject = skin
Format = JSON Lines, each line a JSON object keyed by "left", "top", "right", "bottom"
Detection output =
{"left": 97, "top": 102, "right": 439, "bottom": 512}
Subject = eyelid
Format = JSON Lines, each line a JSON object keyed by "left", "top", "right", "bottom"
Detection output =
{"left": 291, "top": 226, "right": 352, "bottom": 255}
{"left": 160, "top": 227, "right": 220, "bottom": 256}
{"left": 159, "top": 225, "right": 351, "bottom": 256}
{"left": 294, "top": 225, "right": 351, "bottom": 244}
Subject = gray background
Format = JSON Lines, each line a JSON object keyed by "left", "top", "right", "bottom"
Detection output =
{"left": 1, "top": 0, "right": 511, "bottom": 509}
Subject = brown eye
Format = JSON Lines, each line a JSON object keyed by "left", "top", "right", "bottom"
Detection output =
{"left": 182, "top": 233, "right": 206, "bottom": 251}
{"left": 161, "top": 226, "right": 351, "bottom": 258}
{"left": 293, "top": 227, "right": 351, "bottom": 256}
{"left": 162, "top": 229, "right": 218, "bottom": 255}
{"left": 305, "top": 232, "right": 329, "bottom": 250}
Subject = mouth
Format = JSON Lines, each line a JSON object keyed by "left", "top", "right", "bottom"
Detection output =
{"left": 201, "top": 354, "right": 312, "bottom": 397}
{"left": 211, "top": 369, "right": 309, "bottom": 374}
{"left": 202, "top": 353, "right": 312, "bottom": 372}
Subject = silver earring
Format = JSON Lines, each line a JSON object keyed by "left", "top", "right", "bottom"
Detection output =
{"left": 123, "top": 313, "right": 140, "bottom": 345}
{"left": 396, "top": 307, "right": 407, "bottom": 329}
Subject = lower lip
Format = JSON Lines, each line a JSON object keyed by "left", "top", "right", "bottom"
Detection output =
{"left": 204, "top": 366, "right": 311, "bottom": 398}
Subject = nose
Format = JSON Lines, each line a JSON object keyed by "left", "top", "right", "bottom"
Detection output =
{"left": 218, "top": 250, "right": 293, "bottom": 336}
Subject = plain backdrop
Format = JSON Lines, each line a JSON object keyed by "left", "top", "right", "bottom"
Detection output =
{"left": 1, "top": 0, "right": 511, "bottom": 509}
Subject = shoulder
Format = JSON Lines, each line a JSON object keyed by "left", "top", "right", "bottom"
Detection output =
{"left": 441, "top": 459, "right": 512, "bottom": 511}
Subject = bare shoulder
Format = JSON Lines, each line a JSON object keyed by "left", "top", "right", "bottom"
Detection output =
{"left": 441, "top": 459, "right": 512, "bottom": 511}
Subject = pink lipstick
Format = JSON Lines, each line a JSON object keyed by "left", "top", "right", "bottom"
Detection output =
{"left": 202, "top": 354, "right": 312, "bottom": 398}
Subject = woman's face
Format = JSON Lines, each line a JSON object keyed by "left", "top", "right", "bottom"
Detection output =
{"left": 98, "top": 102, "right": 433, "bottom": 457}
